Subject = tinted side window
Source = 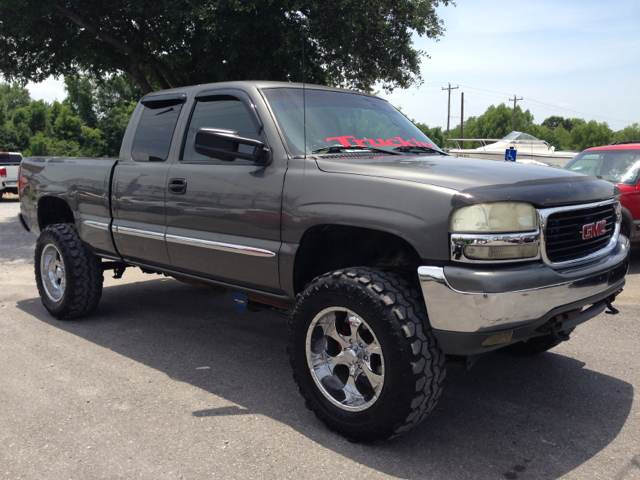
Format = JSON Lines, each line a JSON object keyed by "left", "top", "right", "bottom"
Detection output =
{"left": 182, "top": 98, "right": 261, "bottom": 164}
{"left": 132, "top": 103, "right": 183, "bottom": 162}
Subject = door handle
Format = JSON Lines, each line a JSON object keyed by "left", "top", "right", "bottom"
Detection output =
{"left": 168, "top": 178, "right": 187, "bottom": 195}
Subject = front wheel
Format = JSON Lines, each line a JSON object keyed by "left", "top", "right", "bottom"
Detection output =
{"left": 289, "top": 267, "right": 445, "bottom": 442}
{"left": 35, "top": 223, "right": 104, "bottom": 319}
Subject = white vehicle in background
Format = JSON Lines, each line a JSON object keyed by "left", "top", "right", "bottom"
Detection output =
{"left": 448, "top": 132, "right": 578, "bottom": 167}
{"left": 0, "top": 152, "right": 22, "bottom": 199}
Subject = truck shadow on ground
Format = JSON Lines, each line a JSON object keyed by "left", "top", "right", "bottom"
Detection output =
{"left": 628, "top": 244, "right": 640, "bottom": 275}
{"left": 17, "top": 275, "right": 634, "bottom": 480}
{"left": 0, "top": 208, "right": 36, "bottom": 262}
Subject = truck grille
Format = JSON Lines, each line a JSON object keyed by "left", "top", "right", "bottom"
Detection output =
{"left": 544, "top": 204, "right": 616, "bottom": 263}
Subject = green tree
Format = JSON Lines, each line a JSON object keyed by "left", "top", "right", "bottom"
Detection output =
{"left": 28, "top": 100, "right": 48, "bottom": 133}
{"left": 414, "top": 122, "right": 445, "bottom": 148}
{"left": 570, "top": 120, "right": 613, "bottom": 150}
{"left": 554, "top": 125, "right": 573, "bottom": 150}
{"left": 614, "top": 123, "right": 640, "bottom": 143}
{"left": 64, "top": 75, "right": 98, "bottom": 127}
{"left": 0, "top": 82, "right": 30, "bottom": 111}
{"left": 11, "top": 106, "right": 30, "bottom": 127}
{"left": 79, "top": 126, "right": 106, "bottom": 156}
{"left": 99, "top": 101, "right": 136, "bottom": 156}
{"left": 49, "top": 101, "right": 63, "bottom": 126}
{"left": 53, "top": 105, "right": 82, "bottom": 140}
{"left": 28, "top": 131, "right": 51, "bottom": 156}
{"left": 0, "top": 0, "right": 451, "bottom": 94}
{"left": 94, "top": 73, "right": 141, "bottom": 111}
{"left": 541, "top": 116, "right": 564, "bottom": 130}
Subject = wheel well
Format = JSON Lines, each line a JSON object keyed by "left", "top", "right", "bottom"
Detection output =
{"left": 293, "top": 225, "right": 423, "bottom": 294}
{"left": 38, "top": 196, "right": 75, "bottom": 231}
{"left": 620, "top": 206, "right": 633, "bottom": 239}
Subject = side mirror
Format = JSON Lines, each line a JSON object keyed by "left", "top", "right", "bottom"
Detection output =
{"left": 193, "top": 128, "right": 271, "bottom": 165}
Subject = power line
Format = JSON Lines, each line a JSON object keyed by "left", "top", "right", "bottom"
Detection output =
{"left": 390, "top": 82, "right": 637, "bottom": 126}
{"left": 455, "top": 83, "right": 636, "bottom": 124}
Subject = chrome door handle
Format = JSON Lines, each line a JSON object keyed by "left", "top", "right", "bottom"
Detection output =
{"left": 168, "top": 178, "right": 187, "bottom": 195}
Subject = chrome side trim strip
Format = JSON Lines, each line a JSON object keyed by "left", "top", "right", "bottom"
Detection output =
{"left": 165, "top": 234, "right": 276, "bottom": 258}
{"left": 115, "top": 225, "right": 165, "bottom": 240}
{"left": 539, "top": 198, "right": 621, "bottom": 267}
{"left": 83, "top": 220, "right": 110, "bottom": 231}
{"left": 112, "top": 225, "right": 277, "bottom": 257}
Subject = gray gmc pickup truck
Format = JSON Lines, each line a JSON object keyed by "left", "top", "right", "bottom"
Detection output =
{"left": 18, "top": 81, "right": 630, "bottom": 441}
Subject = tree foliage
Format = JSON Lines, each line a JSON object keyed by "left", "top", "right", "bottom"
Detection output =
{"left": 444, "top": 105, "right": 630, "bottom": 151}
{"left": 415, "top": 123, "right": 446, "bottom": 148}
{"left": 0, "top": 0, "right": 451, "bottom": 94}
{"left": 614, "top": 123, "right": 640, "bottom": 143}
{"left": 2, "top": 79, "right": 637, "bottom": 156}
{"left": 0, "top": 74, "right": 138, "bottom": 156}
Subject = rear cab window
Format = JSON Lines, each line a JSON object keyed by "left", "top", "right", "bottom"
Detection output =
{"left": 0, "top": 153, "right": 23, "bottom": 164}
{"left": 131, "top": 95, "right": 186, "bottom": 162}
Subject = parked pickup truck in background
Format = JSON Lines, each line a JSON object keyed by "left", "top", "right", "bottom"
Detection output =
{"left": 0, "top": 152, "right": 21, "bottom": 199}
{"left": 18, "top": 81, "right": 630, "bottom": 442}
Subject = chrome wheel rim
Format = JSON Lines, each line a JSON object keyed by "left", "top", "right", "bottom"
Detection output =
{"left": 305, "top": 307, "right": 385, "bottom": 412}
{"left": 40, "top": 244, "right": 66, "bottom": 302}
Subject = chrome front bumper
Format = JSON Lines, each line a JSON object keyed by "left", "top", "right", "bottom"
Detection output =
{"left": 419, "top": 234, "right": 630, "bottom": 334}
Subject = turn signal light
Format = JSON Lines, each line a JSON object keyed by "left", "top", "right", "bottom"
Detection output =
{"left": 481, "top": 331, "right": 513, "bottom": 347}
{"left": 464, "top": 244, "right": 538, "bottom": 260}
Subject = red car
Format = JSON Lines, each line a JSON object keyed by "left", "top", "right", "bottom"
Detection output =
{"left": 564, "top": 142, "right": 640, "bottom": 242}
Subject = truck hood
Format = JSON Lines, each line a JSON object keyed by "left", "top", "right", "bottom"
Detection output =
{"left": 315, "top": 154, "right": 619, "bottom": 208}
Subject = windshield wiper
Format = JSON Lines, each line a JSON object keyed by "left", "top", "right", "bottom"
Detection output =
{"left": 393, "top": 146, "right": 449, "bottom": 155}
{"left": 312, "top": 146, "right": 401, "bottom": 155}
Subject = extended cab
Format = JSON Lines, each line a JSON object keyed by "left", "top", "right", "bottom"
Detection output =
{"left": 18, "top": 82, "right": 630, "bottom": 441}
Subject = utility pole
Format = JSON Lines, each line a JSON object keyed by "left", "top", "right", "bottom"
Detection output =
{"left": 442, "top": 83, "right": 459, "bottom": 148}
{"left": 509, "top": 95, "right": 523, "bottom": 132}
{"left": 460, "top": 92, "right": 464, "bottom": 149}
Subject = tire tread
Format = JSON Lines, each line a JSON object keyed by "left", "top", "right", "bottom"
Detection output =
{"left": 288, "top": 267, "right": 446, "bottom": 441}
{"left": 35, "top": 223, "right": 103, "bottom": 320}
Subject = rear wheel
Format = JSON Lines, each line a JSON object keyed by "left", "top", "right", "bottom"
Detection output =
{"left": 35, "top": 223, "right": 103, "bottom": 319}
{"left": 289, "top": 267, "right": 445, "bottom": 442}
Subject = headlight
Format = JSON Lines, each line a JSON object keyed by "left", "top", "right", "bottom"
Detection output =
{"left": 450, "top": 202, "right": 538, "bottom": 233}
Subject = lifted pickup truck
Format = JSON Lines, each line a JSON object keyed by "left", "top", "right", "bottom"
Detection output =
{"left": 19, "top": 81, "right": 630, "bottom": 441}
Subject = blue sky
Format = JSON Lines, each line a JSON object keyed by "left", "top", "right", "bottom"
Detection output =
{"left": 26, "top": 0, "right": 639, "bottom": 132}
{"left": 381, "top": 0, "right": 640, "bottom": 131}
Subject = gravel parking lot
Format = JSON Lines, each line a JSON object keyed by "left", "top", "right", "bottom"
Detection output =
{"left": 1, "top": 193, "right": 639, "bottom": 480}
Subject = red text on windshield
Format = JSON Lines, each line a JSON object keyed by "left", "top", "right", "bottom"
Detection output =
{"left": 326, "top": 135, "right": 436, "bottom": 150}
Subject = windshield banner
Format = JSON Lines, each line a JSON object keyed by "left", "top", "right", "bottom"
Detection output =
{"left": 327, "top": 136, "right": 437, "bottom": 149}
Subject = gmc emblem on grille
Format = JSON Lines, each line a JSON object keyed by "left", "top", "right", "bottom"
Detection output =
{"left": 582, "top": 220, "right": 607, "bottom": 240}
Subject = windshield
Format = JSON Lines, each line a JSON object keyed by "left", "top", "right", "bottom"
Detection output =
{"left": 564, "top": 149, "right": 640, "bottom": 185}
{"left": 262, "top": 88, "right": 442, "bottom": 156}
{"left": 503, "top": 131, "right": 521, "bottom": 141}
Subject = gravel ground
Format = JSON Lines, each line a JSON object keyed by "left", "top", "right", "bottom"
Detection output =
{"left": 1, "top": 193, "right": 639, "bottom": 480}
